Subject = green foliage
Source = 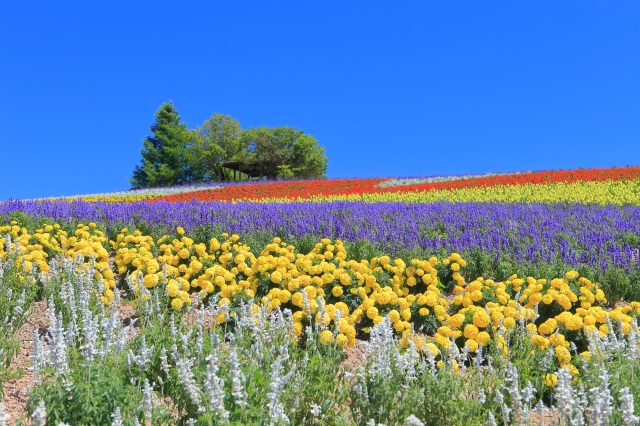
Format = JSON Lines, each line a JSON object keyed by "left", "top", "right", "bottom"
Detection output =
{"left": 188, "top": 113, "right": 243, "bottom": 182}
{"left": 239, "top": 127, "right": 327, "bottom": 180}
{"left": 130, "top": 103, "right": 328, "bottom": 188}
{"left": 291, "top": 134, "right": 328, "bottom": 179}
{"left": 276, "top": 164, "right": 297, "bottom": 179}
{"left": 0, "top": 245, "right": 38, "bottom": 398}
{"left": 600, "top": 266, "right": 631, "bottom": 306}
{"left": 131, "top": 102, "right": 195, "bottom": 189}
{"left": 27, "top": 362, "right": 160, "bottom": 425}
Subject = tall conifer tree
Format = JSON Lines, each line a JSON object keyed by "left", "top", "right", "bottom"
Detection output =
{"left": 131, "top": 102, "right": 191, "bottom": 188}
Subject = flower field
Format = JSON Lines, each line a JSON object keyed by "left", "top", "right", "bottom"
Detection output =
{"left": 1, "top": 166, "right": 640, "bottom": 425}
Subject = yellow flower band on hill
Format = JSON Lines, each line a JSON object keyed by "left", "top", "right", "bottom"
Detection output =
{"left": 241, "top": 179, "right": 640, "bottom": 205}
{"left": 0, "top": 221, "right": 116, "bottom": 304}
{"left": 3, "top": 221, "right": 640, "bottom": 375}
{"left": 45, "top": 195, "right": 159, "bottom": 203}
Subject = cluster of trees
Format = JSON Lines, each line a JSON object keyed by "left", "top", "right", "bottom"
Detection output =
{"left": 131, "top": 102, "right": 328, "bottom": 188}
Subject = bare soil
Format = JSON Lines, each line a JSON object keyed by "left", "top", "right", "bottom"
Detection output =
{"left": 2, "top": 299, "right": 48, "bottom": 426}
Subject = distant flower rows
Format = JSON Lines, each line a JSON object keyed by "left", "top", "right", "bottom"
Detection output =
{"left": 28, "top": 183, "right": 223, "bottom": 203}
{"left": 3, "top": 166, "right": 640, "bottom": 424}
{"left": 154, "top": 166, "right": 640, "bottom": 204}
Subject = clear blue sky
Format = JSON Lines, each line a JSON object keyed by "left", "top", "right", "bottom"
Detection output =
{"left": 1, "top": 1, "right": 639, "bottom": 200}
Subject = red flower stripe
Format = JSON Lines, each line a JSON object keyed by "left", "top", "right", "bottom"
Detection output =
{"left": 155, "top": 179, "right": 387, "bottom": 203}
{"left": 154, "top": 166, "right": 640, "bottom": 203}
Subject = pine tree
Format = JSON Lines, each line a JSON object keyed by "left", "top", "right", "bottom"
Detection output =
{"left": 130, "top": 102, "right": 192, "bottom": 188}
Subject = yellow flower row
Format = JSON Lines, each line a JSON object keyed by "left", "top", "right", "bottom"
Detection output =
{"left": 3, "top": 221, "right": 640, "bottom": 375}
{"left": 111, "top": 226, "right": 640, "bottom": 373}
{"left": 0, "top": 221, "right": 116, "bottom": 304}
{"left": 41, "top": 195, "right": 157, "bottom": 203}
{"left": 245, "top": 179, "right": 640, "bottom": 205}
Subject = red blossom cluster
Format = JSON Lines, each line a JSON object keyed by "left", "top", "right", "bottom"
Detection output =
{"left": 155, "top": 178, "right": 388, "bottom": 202}
{"left": 375, "top": 166, "right": 640, "bottom": 195}
{"left": 154, "top": 167, "right": 640, "bottom": 203}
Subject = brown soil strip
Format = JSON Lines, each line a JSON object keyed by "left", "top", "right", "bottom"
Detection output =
{"left": 2, "top": 299, "right": 49, "bottom": 426}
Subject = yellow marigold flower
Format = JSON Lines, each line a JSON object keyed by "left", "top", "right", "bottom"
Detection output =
{"left": 319, "top": 330, "right": 334, "bottom": 344}
{"left": 178, "top": 248, "right": 190, "bottom": 260}
{"left": 304, "top": 285, "right": 317, "bottom": 299}
{"left": 270, "top": 271, "right": 283, "bottom": 284}
{"left": 171, "top": 298, "right": 183, "bottom": 310}
{"left": 583, "top": 315, "right": 596, "bottom": 326}
{"left": 293, "top": 322, "right": 303, "bottom": 337}
{"left": 476, "top": 331, "right": 490, "bottom": 346}
{"left": 388, "top": 309, "right": 400, "bottom": 323}
{"left": 565, "top": 270, "right": 579, "bottom": 280}
{"left": 544, "top": 373, "right": 558, "bottom": 387}
{"left": 450, "top": 262, "right": 460, "bottom": 272}
{"left": 373, "top": 315, "right": 384, "bottom": 325}
{"left": 472, "top": 310, "right": 490, "bottom": 328}
{"left": 542, "top": 294, "right": 554, "bottom": 305}
{"left": 331, "top": 285, "right": 343, "bottom": 297}
{"left": 419, "top": 307, "right": 430, "bottom": 316}
{"left": 336, "top": 333, "right": 348, "bottom": 347}
{"left": 504, "top": 317, "right": 516, "bottom": 329}
{"left": 424, "top": 293, "right": 438, "bottom": 307}
{"left": 339, "top": 273, "right": 351, "bottom": 286}
{"left": 531, "top": 335, "right": 550, "bottom": 350}
{"left": 466, "top": 339, "right": 479, "bottom": 353}
{"left": 470, "top": 290, "right": 483, "bottom": 302}
{"left": 425, "top": 342, "right": 440, "bottom": 357}
{"left": 555, "top": 346, "right": 571, "bottom": 365}
{"left": 179, "top": 291, "right": 191, "bottom": 304}
{"left": 278, "top": 289, "right": 291, "bottom": 303}
{"left": 565, "top": 315, "right": 584, "bottom": 331}
{"left": 167, "top": 282, "right": 179, "bottom": 298}
{"left": 464, "top": 324, "right": 479, "bottom": 340}
{"left": 143, "top": 274, "right": 159, "bottom": 289}
{"left": 367, "top": 306, "right": 379, "bottom": 320}
{"left": 434, "top": 326, "right": 450, "bottom": 339}
{"left": 401, "top": 309, "right": 411, "bottom": 321}
{"left": 447, "top": 313, "right": 465, "bottom": 329}
{"left": 377, "top": 292, "right": 391, "bottom": 305}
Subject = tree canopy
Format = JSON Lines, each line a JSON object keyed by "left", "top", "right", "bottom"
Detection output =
{"left": 130, "top": 102, "right": 193, "bottom": 189}
{"left": 188, "top": 113, "right": 243, "bottom": 182}
{"left": 131, "top": 102, "right": 328, "bottom": 188}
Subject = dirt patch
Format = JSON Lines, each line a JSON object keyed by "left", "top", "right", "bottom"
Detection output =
{"left": 340, "top": 339, "right": 367, "bottom": 373}
{"left": 529, "top": 407, "right": 561, "bottom": 426}
{"left": 2, "top": 299, "right": 49, "bottom": 426}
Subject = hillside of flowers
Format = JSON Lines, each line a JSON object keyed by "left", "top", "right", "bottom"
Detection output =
{"left": 1, "top": 166, "right": 640, "bottom": 425}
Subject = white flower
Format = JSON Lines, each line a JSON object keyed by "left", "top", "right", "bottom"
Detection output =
{"left": 309, "top": 403, "right": 322, "bottom": 417}
{"left": 404, "top": 414, "right": 425, "bottom": 426}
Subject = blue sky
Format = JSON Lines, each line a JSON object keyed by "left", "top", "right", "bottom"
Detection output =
{"left": 1, "top": 1, "right": 639, "bottom": 200}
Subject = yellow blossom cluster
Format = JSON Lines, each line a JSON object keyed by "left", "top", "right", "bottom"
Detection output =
{"left": 52, "top": 195, "right": 158, "bottom": 203}
{"left": 94, "top": 226, "right": 640, "bottom": 358}
{"left": 0, "top": 221, "right": 116, "bottom": 304}
{"left": 248, "top": 180, "right": 640, "bottom": 205}
{"left": 4, "top": 221, "right": 640, "bottom": 366}
{"left": 113, "top": 230, "right": 451, "bottom": 348}
{"left": 439, "top": 267, "right": 640, "bottom": 371}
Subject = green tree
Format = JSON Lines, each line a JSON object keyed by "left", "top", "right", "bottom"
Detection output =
{"left": 188, "top": 113, "right": 243, "bottom": 182}
{"left": 239, "top": 126, "right": 304, "bottom": 179}
{"left": 291, "top": 134, "right": 327, "bottom": 178}
{"left": 130, "top": 102, "right": 192, "bottom": 188}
